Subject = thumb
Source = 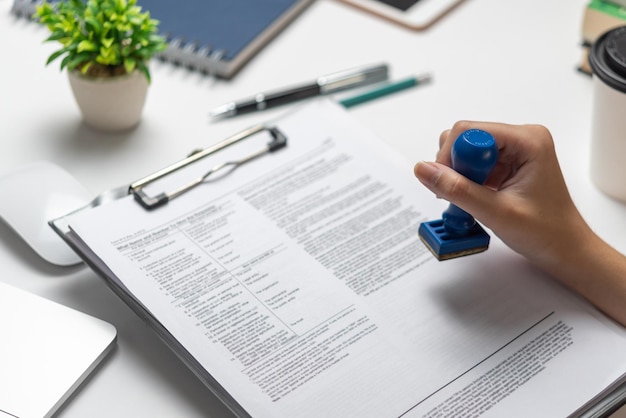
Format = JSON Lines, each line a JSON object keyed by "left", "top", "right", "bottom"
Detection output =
{"left": 414, "top": 161, "right": 497, "bottom": 221}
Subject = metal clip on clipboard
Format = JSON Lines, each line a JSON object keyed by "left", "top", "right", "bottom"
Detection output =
{"left": 131, "top": 125, "right": 287, "bottom": 210}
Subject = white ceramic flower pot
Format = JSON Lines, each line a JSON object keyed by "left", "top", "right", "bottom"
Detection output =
{"left": 68, "top": 70, "right": 149, "bottom": 132}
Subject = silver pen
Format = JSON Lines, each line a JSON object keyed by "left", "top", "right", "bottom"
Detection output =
{"left": 210, "top": 63, "right": 389, "bottom": 119}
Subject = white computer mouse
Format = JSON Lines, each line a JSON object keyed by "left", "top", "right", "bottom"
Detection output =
{"left": 0, "top": 161, "right": 94, "bottom": 266}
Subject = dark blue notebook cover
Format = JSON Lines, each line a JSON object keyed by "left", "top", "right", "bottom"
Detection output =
{"left": 12, "top": 0, "right": 314, "bottom": 78}
{"left": 138, "top": 0, "right": 315, "bottom": 77}
{"left": 139, "top": 0, "right": 297, "bottom": 61}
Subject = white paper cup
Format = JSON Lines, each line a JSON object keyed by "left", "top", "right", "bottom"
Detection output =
{"left": 589, "top": 26, "right": 626, "bottom": 202}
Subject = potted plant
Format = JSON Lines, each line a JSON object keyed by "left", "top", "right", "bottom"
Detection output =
{"left": 35, "top": 0, "right": 167, "bottom": 132}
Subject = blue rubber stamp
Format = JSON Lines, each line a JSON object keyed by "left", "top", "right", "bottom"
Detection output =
{"left": 418, "top": 129, "right": 498, "bottom": 261}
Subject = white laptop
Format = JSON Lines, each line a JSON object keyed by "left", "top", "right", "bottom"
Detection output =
{"left": 0, "top": 282, "right": 116, "bottom": 418}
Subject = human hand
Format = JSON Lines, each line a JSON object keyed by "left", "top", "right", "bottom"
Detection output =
{"left": 414, "top": 121, "right": 626, "bottom": 326}
{"left": 414, "top": 121, "right": 592, "bottom": 272}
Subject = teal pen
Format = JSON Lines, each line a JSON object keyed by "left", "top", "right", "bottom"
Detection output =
{"left": 339, "top": 73, "right": 432, "bottom": 108}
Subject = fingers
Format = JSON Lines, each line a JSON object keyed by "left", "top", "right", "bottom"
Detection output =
{"left": 439, "top": 130, "right": 449, "bottom": 148}
{"left": 434, "top": 121, "right": 554, "bottom": 190}
{"left": 436, "top": 129, "right": 452, "bottom": 165}
{"left": 414, "top": 161, "right": 498, "bottom": 222}
{"left": 438, "top": 121, "right": 514, "bottom": 161}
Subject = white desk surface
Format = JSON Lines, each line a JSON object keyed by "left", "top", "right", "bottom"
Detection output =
{"left": 2, "top": 0, "right": 626, "bottom": 416}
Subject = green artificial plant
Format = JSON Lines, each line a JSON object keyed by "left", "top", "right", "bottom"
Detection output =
{"left": 35, "top": 0, "right": 167, "bottom": 82}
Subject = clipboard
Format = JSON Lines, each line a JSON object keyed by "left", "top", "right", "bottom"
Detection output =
{"left": 50, "top": 123, "right": 287, "bottom": 235}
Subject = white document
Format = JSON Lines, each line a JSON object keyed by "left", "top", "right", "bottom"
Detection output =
{"left": 64, "top": 99, "right": 626, "bottom": 418}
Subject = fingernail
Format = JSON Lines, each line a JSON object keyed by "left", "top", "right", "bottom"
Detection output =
{"left": 415, "top": 161, "right": 442, "bottom": 187}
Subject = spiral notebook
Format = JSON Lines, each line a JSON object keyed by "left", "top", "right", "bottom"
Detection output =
{"left": 11, "top": 0, "right": 314, "bottom": 78}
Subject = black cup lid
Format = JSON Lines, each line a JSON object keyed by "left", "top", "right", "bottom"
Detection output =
{"left": 590, "top": 26, "right": 626, "bottom": 93}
